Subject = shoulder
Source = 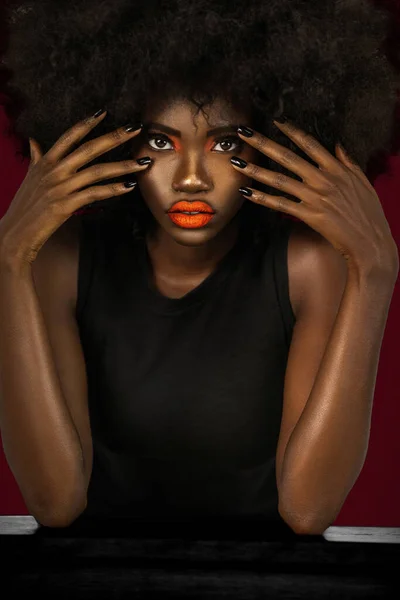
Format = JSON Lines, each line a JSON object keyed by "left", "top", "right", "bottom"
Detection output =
{"left": 286, "top": 219, "right": 348, "bottom": 320}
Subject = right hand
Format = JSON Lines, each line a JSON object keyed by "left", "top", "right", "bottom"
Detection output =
{"left": 0, "top": 111, "right": 151, "bottom": 267}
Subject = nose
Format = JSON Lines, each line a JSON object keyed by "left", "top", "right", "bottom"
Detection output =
{"left": 172, "top": 153, "right": 213, "bottom": 194}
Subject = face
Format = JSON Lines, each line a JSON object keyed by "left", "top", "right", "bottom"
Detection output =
{"left": 130, "top": 96, "right": 260, "bottom": 247}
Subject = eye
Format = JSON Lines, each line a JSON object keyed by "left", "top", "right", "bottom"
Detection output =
{"left": 145, "top": 131, "right": 244, "bottom": 153}
{"left": 213, "top": 136, "right": 244, "bottom": 153}
{"left": 147, "top": 133, "right": 174, "bottom": 151}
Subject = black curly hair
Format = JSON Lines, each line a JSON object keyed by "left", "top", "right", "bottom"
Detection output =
{"left": 1, "top": 0, "right": 399, "bottom": 244}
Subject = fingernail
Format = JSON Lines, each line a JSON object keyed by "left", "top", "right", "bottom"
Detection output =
{"left": 237, "top": 126, "right": 253, "bottom": 137}
{"left": 273, "top": 117, "right": 287, "bottom": 125}
{"left": 136, "top": 156, "right": 152, "bottom": 165}
{"left": 93, "top": 109, "right": 106, "bottom": 118}
{"left": 231, "top": 157, "right": 247, "bottom": 168}
{"left": 124, "top": 180, "right": 137, "bottom": 188}
{"left": 125, "top": 122, "right": 143, "bottom": 133}
{"left": 239, "top": 187, "right": 252, "bottom": 197}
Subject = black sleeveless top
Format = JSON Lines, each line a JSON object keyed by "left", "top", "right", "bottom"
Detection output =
{"left": 74, "top": 210, "right": 296, "bottom": 530}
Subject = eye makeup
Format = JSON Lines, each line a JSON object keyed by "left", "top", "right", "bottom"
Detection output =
{"left": 146, "top": 130, "right": 244, "bottom": 153}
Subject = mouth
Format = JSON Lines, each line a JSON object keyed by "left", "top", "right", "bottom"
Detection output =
{"left": 167, "top": 200, "right": 215, "bottom": 214}
{"left": 167, "top": 200, "right": 216, "bottom": 229}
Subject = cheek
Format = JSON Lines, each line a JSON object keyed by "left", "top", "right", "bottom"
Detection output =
{"left": 137, "top": 166, "right": 167, "bottom": 202}
{"left": 131, "top": 134, "right": 145, "bottom": 159}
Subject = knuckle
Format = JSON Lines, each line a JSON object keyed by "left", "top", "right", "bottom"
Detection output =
{"left": 80, "top": 142, "right": 95, "bottom": 161}
{"left": 59, "top": 129, "right": 75, "bottom": 147}
{"left": 110, "top": 128, "right": 124, "bottom": 143}
{"left": 41, "top": 186, "right": 53, "bottom": 202}
{"left": 40, "top": 167, "right": 58, "bottom": 186}
{"left": 82, "top": 115, "right": 95, "bottom": 127}
{"left": 48, "top": 197, "right": 66, "bottom": 215}
{"left": 323, "top": 176, "right": 340, "bottom": 194}
{"left": 273, "top": 172, "right": 288, "bottom": 189}
{"left": 109, "top": 182, "right": 122, "bottom": 195}
{"left": 251, "top": 164, "right": 261, "bottom": 179}
{"left": 86, "top": 185, "right": 102, "bottom": 198}
{"left": 89, "top": 163, "right": 106, "bottom": 181}
{"left": 255, "top": 139, "right": 265, "bottom": 154}
{"left": 277, "top": 196, "right": 288, "bottom": 212}
{"left": 122, "top": 159, "right": 136, "bottom": 170}
{"left": 38, "top": 155, "right": 53, "bottom": 172}
{"left": 303, "top": 136, "right": 320, "bottom": 153}
{"left": 281, "top": 149, "right": 295, "bottom": 166}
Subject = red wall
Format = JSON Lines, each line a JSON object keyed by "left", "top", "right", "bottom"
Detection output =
{"left": 1, "top": 1, "right": 400, "bottom": 526}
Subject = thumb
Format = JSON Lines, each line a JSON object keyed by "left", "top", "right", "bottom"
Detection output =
{"left": 28, "top": 137, "right": 43, "bottom": 166}
{"left": 336, "top": 142, "right": 358, "bottom": 166}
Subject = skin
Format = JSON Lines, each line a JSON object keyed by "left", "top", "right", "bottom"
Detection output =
{"left": 130, "top": 96, "right": 259, "bottom": 295}
{"left": 131, "top": 102, "right": 399, "bottom": 534}
{"left": 5, "top": 94, "right": 396, "bottom": 532}
{"left": 222, "top": 116, "right": 399, "bottom": 533}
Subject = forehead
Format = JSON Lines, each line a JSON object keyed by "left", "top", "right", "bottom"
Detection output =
{"left": 142, "top": 97, "right": 250, "bottom": 132}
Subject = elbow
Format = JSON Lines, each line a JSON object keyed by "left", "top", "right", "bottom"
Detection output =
{"left": 278, "top": 502, "right": 329, "bottom": 536}
{"left": 32, "top": 495, "right": 87, "bottom": 529}
{"left": 286, "top": 519, "right": 328, "bottom": 536}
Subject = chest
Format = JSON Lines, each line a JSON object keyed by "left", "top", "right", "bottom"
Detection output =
{"left": 82, "top": 274, "right": 290, "bottom": 472}
{"left": 150, "top": 255, "right": 299, "bottom": 318}
{"left": 151, "top": 271, "right": 211, "bottom": 300}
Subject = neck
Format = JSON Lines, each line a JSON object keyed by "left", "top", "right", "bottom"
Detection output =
{"left": 145, "top": 216, "right": 241, "bottom": 280}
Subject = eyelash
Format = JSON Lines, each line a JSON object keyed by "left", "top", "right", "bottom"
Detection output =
{"left": 146, "top": 132, "right": 244, "bottom": 153}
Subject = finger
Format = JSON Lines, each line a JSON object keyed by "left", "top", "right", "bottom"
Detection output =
{"left": 51, "top": 179, "right": 138, "bottom": 216}
{"left": 335, "top": 143, "right": 375, "bottom": 191}
{"left": 50, "top": 158, "right": 152, "bottom": 195}
{"left": 44, "top": 110, "right": 109, "bottom": 164}
{"left": 60, "top": 122, "right": 143, "bottom": 174}
{"left": 230, "top": 158, "right": 318, "bottom": 204}
{"left": 238, "top": 185, "right": 314, "bottom": 221}
{"left": 28, "top": 137, "right": 43, "bottom": 167}
{"left": 272, "top": 120, "right": 346, "bottom": 176}
{"left": 237, "top": 125, "right": 327, "bottom": 187}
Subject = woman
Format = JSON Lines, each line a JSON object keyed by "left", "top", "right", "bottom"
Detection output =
{"left": 0, "top": 0, "right": 398, "bottom": 535}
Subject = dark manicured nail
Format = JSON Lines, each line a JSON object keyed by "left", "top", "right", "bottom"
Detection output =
{"left": 124, "top": 180, "right": 137, "bottom": 188}
{"left": 124, "top": 122, "right": 143, "bottom": 133}
{"left": 239, "top": 187, "right": 252, "bottom": 197}
{"left": 237, "top": 126, "right": 253, "bottom": 137}
{"left": 231, "top": 156, "right": 247, "bottom": 168}
{"left": 93, "top": 109, "right": 106, "bottom": 118}
{"left": 136, "top": 156, "right": 152, "bottom": 165}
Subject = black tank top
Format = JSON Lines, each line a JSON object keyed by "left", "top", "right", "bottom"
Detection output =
{"left": 74, "top": 210, "right": 296, "bottom": 530}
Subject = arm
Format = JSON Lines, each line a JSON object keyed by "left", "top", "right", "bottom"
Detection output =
{"left": 276, "top": 224, "right": 397, "bottom": 535}
{"left": 0, "top": 219, "right": 90, "bottom": 527}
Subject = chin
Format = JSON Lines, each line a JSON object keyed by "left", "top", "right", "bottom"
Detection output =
{"left": 146, "top": 207, "right": 243, "bottom": 247}
{"left": 165, "top": 225, "right": 220, "bottom": 247}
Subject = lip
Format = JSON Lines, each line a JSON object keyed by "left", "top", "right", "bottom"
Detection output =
{"left": 168, "top": 212, "right": 215, "bottom": 229}
{"left": 167, "top": 200, "right": 215, "bottom": 214}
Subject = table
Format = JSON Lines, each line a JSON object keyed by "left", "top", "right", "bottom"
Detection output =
{"left": 1, "top": 516, "right": 399, "bottom": 598}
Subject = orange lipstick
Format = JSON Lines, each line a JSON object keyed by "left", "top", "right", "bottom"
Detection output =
{"left": 167, "top": 200, "right": 215, "bottom": 229}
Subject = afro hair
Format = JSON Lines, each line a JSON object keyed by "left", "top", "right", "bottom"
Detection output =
{"left": 1, "top": 0, "right": 399, "bottom": 242}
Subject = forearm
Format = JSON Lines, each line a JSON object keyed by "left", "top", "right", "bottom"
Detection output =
{"left": 278, "top": 266, "right": 397, "bottom": 534}
{"left": 0, "top": 260, "right": 86, "bottom": 527}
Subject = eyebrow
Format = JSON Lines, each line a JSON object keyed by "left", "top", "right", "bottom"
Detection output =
{"left": 144, "top": 122, "right": 239, "bottom": 138}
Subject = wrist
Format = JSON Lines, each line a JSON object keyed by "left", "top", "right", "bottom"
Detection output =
{"left": 345, "top": 263, "right": 397, "bottom": 310}
{"left": 0, "top": 251, "right": 33, "bottom": 278}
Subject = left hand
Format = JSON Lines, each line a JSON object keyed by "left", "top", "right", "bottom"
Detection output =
{"left": 231, "top": 120, "right": 399, "bottom": 278}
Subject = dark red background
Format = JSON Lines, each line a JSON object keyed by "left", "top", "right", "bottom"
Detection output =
{"left": 0, "top": 0, "right": 399, "bottom": 526}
